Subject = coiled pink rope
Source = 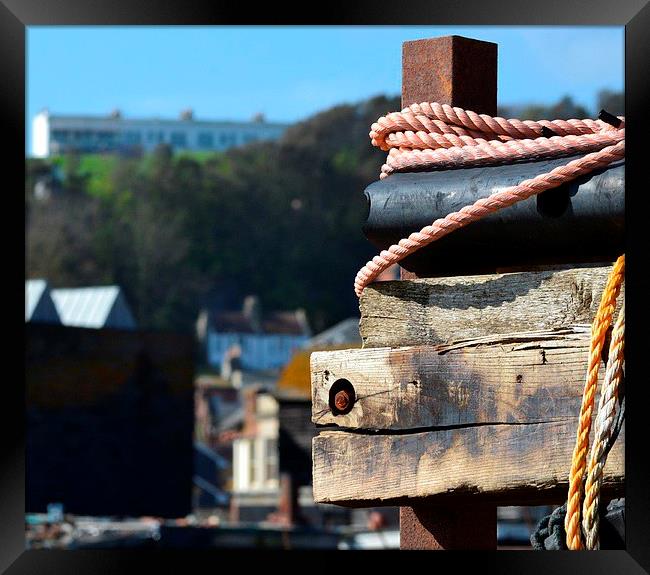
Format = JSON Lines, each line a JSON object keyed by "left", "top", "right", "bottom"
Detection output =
{"left": 354, "top": 103, "right": 625, "bottom": 296}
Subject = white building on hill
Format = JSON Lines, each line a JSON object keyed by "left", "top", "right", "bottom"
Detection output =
{"left": 31, "top": 109, "right": 289, "bottom": 158}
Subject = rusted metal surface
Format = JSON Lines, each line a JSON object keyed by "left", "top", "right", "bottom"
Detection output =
{"left": 334, "top": 390, "right": 351, "bottom": 413}
{"left": 399, "top": 35, "right": 497, "bottom": 282}
{"left": 400, "top": 504, "right": 497, "bottom": 550}
{"left": 402, "top": 36, "right": 497, "bottom": 115}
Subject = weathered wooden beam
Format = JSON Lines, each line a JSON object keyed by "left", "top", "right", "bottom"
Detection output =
{"left": 312, "top": 420, "right": 624, "bottom": 507}
{"left": 360, "top": 265, "right": 623, "bottom": 348}
{"left": 311, "top": 327, "right": 625, "bottom": 506}
{"left": 313, "top": 327, "right": 594, "bottom": 430}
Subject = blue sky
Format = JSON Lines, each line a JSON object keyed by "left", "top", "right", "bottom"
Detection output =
{"left": 27, "top": 26, "right": 623, "bottom": 153}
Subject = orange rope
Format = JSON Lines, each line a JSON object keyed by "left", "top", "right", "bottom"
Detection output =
{"left": 582, "top": 299, "right": 625, "bottom": 549}
{"left": 565, "top": 255, "right": 625, "bottom": 549}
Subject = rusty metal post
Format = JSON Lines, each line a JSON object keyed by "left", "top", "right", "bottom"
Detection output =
{"left": 398, "top": 35, "right": 499, "bottom": 549}
{"left": 400, "top": 35, "right": 497, "bottom": 282}
{"left": 400, "top": 504, "right": 497, "bottom": 550}
{"left": 401, "top": 36, "right": 497, "bottom": 115}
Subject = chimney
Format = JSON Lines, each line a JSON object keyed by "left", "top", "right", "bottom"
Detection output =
{"left": 294, "top": 309, "right": 311, "bottom": 337}
{"left": 242, "top": 295, "right": 262, "bottom": 333}
{"left": 180, "top": 108, "right": 194, "bottom": 121}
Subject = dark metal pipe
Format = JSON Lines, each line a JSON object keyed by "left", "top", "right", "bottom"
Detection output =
{"left": 362, "top": 155, "right": 624, "bottom": 276}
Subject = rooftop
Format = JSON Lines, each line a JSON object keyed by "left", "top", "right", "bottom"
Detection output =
{"left": 51, "top": 285, "right": 136, "bottom": 330}
{"left": 38, "top": 109, "right": 290, "bottom": 129}
{"left": 207, "top": 297, "right": 310, "bottom": 336}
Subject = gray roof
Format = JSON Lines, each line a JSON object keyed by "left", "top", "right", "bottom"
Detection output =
{"left": 47, "top": 112, "right": 290, "bottom": 130}
{"left": 306, "top": 318, "right": 361, "bottom": 347}
{"left": 51, "top": 286, "right": 136, "bottom": 330}
{"left": 25, "top": 279, "right": 61, "bottom": 324}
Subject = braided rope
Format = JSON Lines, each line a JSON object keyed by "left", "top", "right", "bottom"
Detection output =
{"left": 370, "top": 102, "right": 623, "bottom": 151}
{"left": 564, "top": 256, "right": 624, "bottom": 550}
{"left": 381, "top": 131, "right": 624, "bottom": 178}
{"left": 354, "top": 141, "right": 624, "bottom": 296}
{"left": 355, "top": 104, "right": 625, "bottom": 296}
{"left": 581, "top": 301, "right": 625, "bottom": 550}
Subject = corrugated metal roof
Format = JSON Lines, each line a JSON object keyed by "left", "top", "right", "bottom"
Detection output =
{"left": 307, "top": 318, "right": 361, "bottom": 347}
{"left": 51, "top": 286, "right": 135, "bottom": 329}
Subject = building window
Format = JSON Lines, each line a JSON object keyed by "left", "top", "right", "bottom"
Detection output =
{"left": 124, "top": 131, "right": 142, "bottom": 144}
{"left": 197, "top": 132, "right": 214, "bottom": 149}
{"left": 97, "top": 131, "right": 115, "bottom": 142}
{"left": 51, "top": 130, "right": 70, "bottom": 142}
{"left": 265, "top": 438, "right": 278, "bottom": 484}
{"left": 249, "top": 439, "right": 257, "bottom": 487}
{"left": 220, "top": 132, "right": 237, "bottom": 147}
{"left": 170, "top": 131, "right": 187, "bottom": 147}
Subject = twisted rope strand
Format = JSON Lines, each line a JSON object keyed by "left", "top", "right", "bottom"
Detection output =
{"left": 355, "top": 104, "right": 625, "bottom": 296}
{"left": 564, "top": 256, "right": 625, "bottom": 550}
{"left": 370, "top": 102, "right": 623, "bottom": 150}
{"left": 354, "top": 142, "right": 624, "bottom": 296}
{"left": 581, "top": 301, "right": 625, "bottom": 550}
{"left": 381, "top": 131, "right": 624, "bottom": 178}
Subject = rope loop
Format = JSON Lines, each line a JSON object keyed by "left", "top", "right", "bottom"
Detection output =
{"left": 355, "top": 104, "right": 625, "bottom": 296}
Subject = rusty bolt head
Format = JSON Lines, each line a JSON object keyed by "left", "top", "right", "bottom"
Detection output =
{"left": 329, "top": 378, "right": 355, "bottom": 415}
{"left": 334, "top": 390, "right": 351, "bottom": 413}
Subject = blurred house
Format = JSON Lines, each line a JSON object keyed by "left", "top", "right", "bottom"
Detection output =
{"left": 192, "top": 375, "right": 243, "bottom": 511}
{"left": 51, "top": 285, "right": 137, "bottom": 330}
{"left": 219, "top": 318, "right": 373, "bottom": 528}
{"left": 304, "top": 317, "right": 362, "bottom": 348}
{"left": 32, "top": 109, "right": 289, "bottom": 158}
{"left": 25, "top": 279, "right": 61, "bottom": 324}
{"left": 197, "top": 295, "right": 310, "bottom": 375}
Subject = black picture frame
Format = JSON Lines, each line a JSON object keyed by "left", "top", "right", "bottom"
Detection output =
{"left": 6, "top": 0, "right": 650, "bottom": 572}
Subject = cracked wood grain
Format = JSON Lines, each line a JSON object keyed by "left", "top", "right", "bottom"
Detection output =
{"left": 312, "top": 327, "right": 602, "bottom": 431}
{"left": 312, "top": 419, "right": 624, "bottom": 506}
{"left": 359, "top": 266, "right": 623, "bottom": 348}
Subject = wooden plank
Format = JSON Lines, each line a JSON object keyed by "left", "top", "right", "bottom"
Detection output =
{"left": 312, "top": 327, "right": 597, "bottom": 430}
{"left": 360, "top": 266, "right": 623, "bottom": 348}
{"left": 312, "top": 420, "right": 624, "bottom": 507}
